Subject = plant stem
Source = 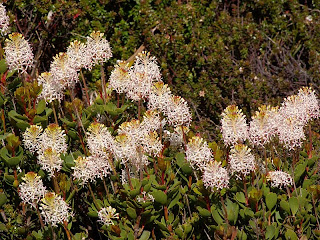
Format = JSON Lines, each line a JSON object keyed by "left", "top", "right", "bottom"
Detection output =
{"left": 51, "top": 101, "right": 58, "bottom": 125}
{"left": 35, "top": 203, "right": 44, "bottom": 229}
{"left": 80, "top": 69, "right": 90, "bottom": 106}
{"left": 220, "top": 193, "right": 229, "bottom": 225}
{"left": 100, "top": 65, "right": 106, "bottom": 102}
{"left": 88, "top": 184, "right": 100, "bottom": 210}
{"left": 63, "top": 220, "right": 72, "bottom": 240}
{"left": 243, "top": 176, "right": 249, "bottom": 206}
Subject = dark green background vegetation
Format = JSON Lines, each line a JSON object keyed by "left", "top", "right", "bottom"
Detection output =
{"left": 7, "top": 0, "right": 320, "bottom": 134}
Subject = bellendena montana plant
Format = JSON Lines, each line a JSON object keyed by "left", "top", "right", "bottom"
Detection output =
{"left": 0, "top": 2, "right": 320, "bottom": 240}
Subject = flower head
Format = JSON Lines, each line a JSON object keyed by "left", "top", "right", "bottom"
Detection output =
{"left": 126, "top": 51, "right": 161, "bottom": 101}
{"left": 19, "top": 172, "right": 47, "bottom": 207}
{"left": 141, "top": 131, "right": 163, "bottom": 157}
{"left": 221, "top": 105, "right": 248, "bottom": 146}
{"left": 202, "top": 161, "right": 229, "bottom": 190}
{"left": 50, "top": 52, "right": 79, "bottom": 88}
{"left": 40, "top": 192, "right": 72, "bottom": 227}
{"left": 98, "top": 206, "right": 119, "bottom": 226}
{"left": 23, "top": 125, "right": 43, "bottom": 153}
{"left": 137, "top": 191, "right": 155, "bottom": 203}
{"left": 4, "top": 33, "right": 34, "bottom": 72}
{"left": 37, "top": 148, "right": 63, "bottom": 177}
{"left": 166, "top": 96, "right": 192, "bottom": 127}
{"left": 38, "top": 72, "right": 64, "bottom": 103}
{"left": 66, "top": 40, "right": 91, "bottom": 70}
{"left": 267, "top": 170, "right": 293, "bottom": 188}
{"left": 277, "top": 116, "right": 305, "bottom": 150}
{"left": 148, "top": 82, "right": 173, "bottom": 113}
{"left": 86, "top": 31, "right": 112, "bottom": 67}
{"left": 186, "top": 136, "right": 212, "bottom": 170}
{"left": 229, "top": 144, "right": 255, "bottom": 178}
{"left": 109, "top": 60, "right": 130, "bottom": 94}
{"left": 0, "top": 3, "right": 9, "bottom": 35}
{"left": 86, "top": 122, "right": 115, "bottom": 155}
{"left": 249, "top": 105, "right": 279, "bottom": 146}
{"left": 141, "top": 110, "right": 162, "bottom": 132}
{"left": 40, "top": 124, "right": 67, "bottom": 154}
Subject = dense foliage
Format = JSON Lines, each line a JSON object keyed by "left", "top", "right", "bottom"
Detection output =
{"left": 0, "top": 1, "right": 320, "bottom": 240}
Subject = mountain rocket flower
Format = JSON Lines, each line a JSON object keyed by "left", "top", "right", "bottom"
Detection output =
{"left": 221, "top": 105, "right": 248, "bottom": 146}
{"left": 166, "top": 96, "right": 192, "bottom": 127}
{"left": 38, "top": 72, "right": 64, "bottom": 103}
{"left": 37, "top": 148, "right": 63, "bottom": 177}
{"left": 23, "top": 125, "right": 43, "bottom": 153}
{"left": 0, "top": 3, "right": 9, "bottom": 35}
{"left": 202, "top": 161, "right": 229, "bottom": 190}
{"left": 229, "top": 144, "right": 256, "bottom": 178}
{"left": 98, "top": 206, "right": 119, "bottom": 226}
{"left": 4, "top": 33, "right": 34, "bottom": 72}
{"left": 19, "top": 172, "right": 47, "bottom": 208}
{"left": 40, "top": 192, "right": 72, "bottom": 227}
{"left": 50, "top": 52, "right": 79, "bottom": 88}
{"left": 267, "top": 170, "right": 293, "bottom": 188}
{"left": 186, "top": 136, "right": 212, "bottom": 170}
{"left": 249, "top": 105, "right": 279, "bottom": 146}
{"left": 86, "top": 31, "right": 112, "bottom": 67}
{"left": 66, "top": 40, "right": 91, "bottom": 70}
{"left": 109, "top": 60, "right": 131, "bottom": 94}
{"left": 126, "top": 51, "right": 162, "bottom": 101}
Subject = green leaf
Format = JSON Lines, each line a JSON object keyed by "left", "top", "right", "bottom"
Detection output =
{"left": 152, "top": 190, "right": 167, "bottom": 205}
{"left": 285, "top": 229, "right": 298, "bottom": 240}
{"left": 235, "top": 192, "right": 246, "bottom": 203}
{"left": 87, "top": 211, "right": 98, "bottom": 218}
{"left": 175, "top": 152, "right": 192, "bottom": 174}
{"left": 266, "top": 225, "right": 275, "bottom": 239}
{"left": 168, "top": 193, "right": 181, "bottom": 209}
{"left": 211, "top": 205, "right": 224, "bottom": 225}
{"left": 266, "top": 192, "right": 277, "bottom": 210}
{"left": 280, "top": 200, "right": 291, "bottom": 214}
{"left": 127, "top": 207, "right": 137, "bottom": 219}
{"left": 289, "top": 197, "right": 299, "bottom": 216}
{"left": 33, "top": 116, "right": 47, "bottom": 124}
{"left": 0, "top": 59, "right": 8, "bottom": 73}
{"left": 16, "top": 120, "right": 30, "bottom": 131}
{"left": 196, "top": 206, "right": 211, "bottom": 217}
{"left": 139, "top": 231, "right": 151, "bottom": 240}
{"left": 36, "top": 99, "right": 46, "bottom": 114}
{"left": 0, "top": 192, "right": 7, "bottom": 207}
{"left": 294, "top": 163, "right": 306, "bottom": 183}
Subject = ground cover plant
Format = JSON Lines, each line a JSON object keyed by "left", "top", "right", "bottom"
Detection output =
{"left": 0, "top": 1, "right": 320, "bottom": 240}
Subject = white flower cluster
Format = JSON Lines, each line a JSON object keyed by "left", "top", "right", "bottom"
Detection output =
{"left": 148, "top": 82, "right": 192, "bottom": 127}
{"left": 267, "top": 170, "right": 293, "bottom": 188}
{"left": 186, "top": 136, "right": 212, "bottom": 170}
{"left": 276, "top": 87, "right": 319, "bottom": 150}
{"left": 72, "top": 154, "right": 111, "bottom": 184}
{"left": 40, "top": 192, "right": 72, "bottom": 227}
{"left": 50, "top": 52, "right": 79, "bottom": 88}
{"left": 86, "top": 31, "right": 112, "bottom": 67}
{"left": 109, "top": 52, "right": 161, "bottom": 101}
{"left": 225, "top": 87, "right": 319, "bottom": 150}
{"left": 221, "top": 105, "right": 248, "bottom": 146}
{"left": 109, "top": 55, "right": 192, "bottom": 127}
{"left": 0, "top": 3, "right": 9, "bottom": 35}
{"left": 137, "top": 191, "right": 155, "bottom": 203}
{"left": 229, "top": 144, "right": 256, "bottom": 178}
{"left": 4, "top": 33, "right": 34, "bottom": 73}
{"left": 249, "top": 105, "right": 279, "bottom": 146}
{"left": 19, "top": 172, "right": 47, "bottom": 208}
{"left": 98, "top": 206, "right": 119, "bottom": 226}
{"left": 38, "top": 72, "right": 64, "bottom": 103}
{"left": 202, "top": 161, "right": 230, "bottom": 190}
{"left": 114, "top": 116, "right": 164, "bottom": 171}
{"left": 38, "top": 31, "right": 112, "bottom": 103}
{"left": 23, "top": 124, "right": 67, "bottom": 177}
